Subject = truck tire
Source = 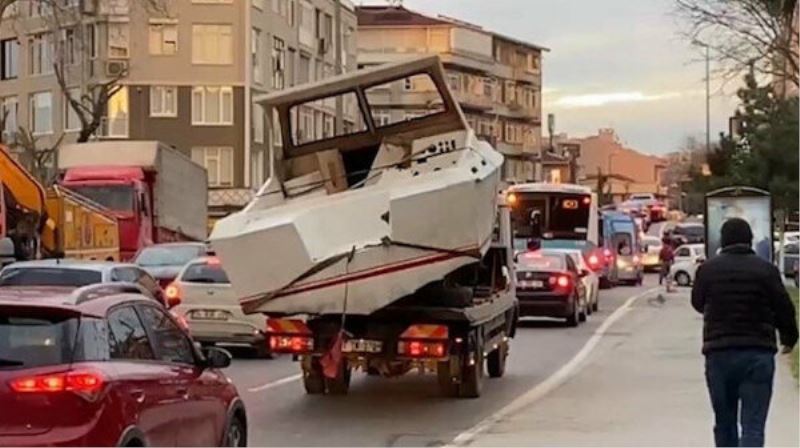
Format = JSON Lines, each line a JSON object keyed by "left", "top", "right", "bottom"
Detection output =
{"left": 487, "top": 341, "right": 508, "bottom": 378}
{"left": 324, "top": 360, "right": 351, "bottom": 395}
{"left": 437, "top": 360, "right": 459, "bottom": 398}
{"left": 302, "top": 358, "right": 325, "bottom": 395}
{"left": 458, "top": 333, "right": 483, "bottom": 398}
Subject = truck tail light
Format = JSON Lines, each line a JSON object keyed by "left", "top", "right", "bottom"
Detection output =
{"left": 398, "top": 324, "right": 449, "bottom": 359}
{"left": 267, "top": 319, "right": 313, "bottom": 354}
{"left": 10, "top": 369, "right": 105, "bottom": 400}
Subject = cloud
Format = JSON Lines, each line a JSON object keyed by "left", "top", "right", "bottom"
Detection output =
{"left": 550, "top": 91, "right": 690, "bottom": 108}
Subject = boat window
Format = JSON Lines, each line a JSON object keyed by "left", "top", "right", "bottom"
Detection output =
{"left": 289, "top": 90, "right": 366, "bottom": 146}
{"left": 364, "top": 73, "right": 446, "bottom": 128}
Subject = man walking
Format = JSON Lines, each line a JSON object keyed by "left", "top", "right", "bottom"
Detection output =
{"left": 691, "top": 218, "right": 798, "bottom": 447}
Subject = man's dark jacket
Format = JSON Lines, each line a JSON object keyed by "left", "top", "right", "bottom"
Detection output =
{"left": 691, "top": 245, "right": 799, "bottom": 354}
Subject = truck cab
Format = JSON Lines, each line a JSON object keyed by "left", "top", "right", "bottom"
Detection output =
{"left": 61, "top": 167, "right": 153, "bottom": 260}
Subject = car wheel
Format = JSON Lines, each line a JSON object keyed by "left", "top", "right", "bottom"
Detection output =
{"left": 487, "top": 340, "right": 508, "bottom": 378}
{"left": 251, "top": 341, "right": 273, "bottom": 359}
{"left": 592, "top": 290, "right": 599, "bottom": 312}
{"left": 324, "top": 360, "right": 352, "bottom": 395}
{"left": 675, "top": 271, "right": 691, "bottom": 287}
{"left": 224, "top": 414, "right": 247, "bottom": 447}
{"left": 565, "top": 296, "right": 580, "bottom": 327}
{"left": 302, "top": 358, "right": 325, "bottom": 395}
{"left": 579, "top": 297, "right": 587, "bottom": 322}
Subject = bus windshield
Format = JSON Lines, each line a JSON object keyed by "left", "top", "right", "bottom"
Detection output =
{"left": 510, "top": 191, "right": 592, "bottom": 240}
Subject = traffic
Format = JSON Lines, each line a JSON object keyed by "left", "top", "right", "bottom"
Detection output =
{"left": 0, "top": 53, "right": 796, "bottom": 447}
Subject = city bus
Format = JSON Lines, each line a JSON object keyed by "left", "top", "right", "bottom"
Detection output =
{"left": 505, "top": 183, "right": 609, "bottom": 282}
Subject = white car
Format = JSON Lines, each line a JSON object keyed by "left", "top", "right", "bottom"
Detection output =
{"left": 641, "top": 235, "right": 663, "bottom": 271}
{"left": 547, "top": 248, "right": 600, "bottom": 314}
{"left": 669, "top": 244, "right": 706, "bottom": 286}
{"left": 170, "top": 256, "right": 271, "bottom": 357}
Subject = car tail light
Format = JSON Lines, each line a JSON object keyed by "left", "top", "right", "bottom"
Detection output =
{"left": 164, "top": 283, "right": 182, "bottom": 308}
{"left": 267, "top": 319, "right": 314, "bottom": 354}
{"left": 549, "top": 275, "right": 570, "bottom": 288}
{"left": 9, "top": 370, "right": 105, "bottom": 399}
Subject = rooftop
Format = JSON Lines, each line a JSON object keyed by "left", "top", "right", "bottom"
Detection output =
{"left": 356, "top": 5, "right": 549, "bottom": 52}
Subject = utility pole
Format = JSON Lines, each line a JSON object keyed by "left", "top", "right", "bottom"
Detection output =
{"left": 705, "top": 44, "right": 710, "bottom": 153}
{"left": 334, "top": 0, "right": 344, "bottom": 134}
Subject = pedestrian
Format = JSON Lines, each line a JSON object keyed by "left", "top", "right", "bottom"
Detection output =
{"left": 691, "top": 218, "right": 798, "bottom": 447}
{"left": 658, "top": 237, "right": 674, "bottom": 286}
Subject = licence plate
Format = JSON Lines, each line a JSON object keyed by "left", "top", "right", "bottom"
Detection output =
{"left": 519, "top": 280, "right": 544, "bottom": 289}
{"left": 342, "top": 339, "right": 383, "bottom": 353}
{"left": 190, "top": 310, "right": 230, "bottom": 321}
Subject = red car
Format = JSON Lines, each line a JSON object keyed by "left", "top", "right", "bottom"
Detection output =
{"left": 0, "top": 284, "right": 246, "bottom": 447}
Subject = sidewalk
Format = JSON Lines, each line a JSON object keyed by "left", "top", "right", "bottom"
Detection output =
{"left": 468, "top": 288, "right": 800, "bottom": 447}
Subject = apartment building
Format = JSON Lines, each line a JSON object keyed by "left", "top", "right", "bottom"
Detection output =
{"left": 356, "top": 5, "right": 546, "bottom": 182}
{"left": 0, "top": 0, "right": 357, "bottom": 218}
{"left": 568, "top": 128, "right": 667, "bottom": 203}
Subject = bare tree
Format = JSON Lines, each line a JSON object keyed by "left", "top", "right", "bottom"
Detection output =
{"left": 675, "top": 0, "right": 799, "bottom": 88}
{"left": 13, "top": 128, "right": 64, "bottom": 185}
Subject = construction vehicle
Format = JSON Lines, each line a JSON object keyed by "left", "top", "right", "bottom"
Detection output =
{"left": 0, "top": 144, "right": 120, "bottom": 263}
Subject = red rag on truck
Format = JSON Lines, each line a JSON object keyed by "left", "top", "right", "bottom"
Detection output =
{"left": 320, "top": 332, "right": 344, "bottom": 379}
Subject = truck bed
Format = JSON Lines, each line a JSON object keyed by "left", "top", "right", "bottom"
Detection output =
{"left": 369, "top": 292, "right": 516, "bottom": 326}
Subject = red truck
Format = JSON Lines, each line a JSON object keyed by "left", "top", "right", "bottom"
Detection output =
{"left": 58, "top": 141, "right": 209, "bottom": 260}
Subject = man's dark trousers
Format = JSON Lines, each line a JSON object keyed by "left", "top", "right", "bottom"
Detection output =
{"left": 705, "top": 349, "right": 775, "bottom": 447}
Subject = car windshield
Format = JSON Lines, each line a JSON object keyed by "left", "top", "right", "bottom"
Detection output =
{"left": 181, "top": 262, "right": 230, "bottom": 284}
{"left": 70, "top": 185, "right": 135, "bottom": 212}
{"left": 0, "top": 267, "right": 102, "bottom": 287}
{"left": 516, "top": 252, "right": 565, "bottom": 270}
{"left": 0, "top": 310, "right": 78, "bottom": 369}
{"left": 135, "top": 246, "right": 202, "bottom": 267}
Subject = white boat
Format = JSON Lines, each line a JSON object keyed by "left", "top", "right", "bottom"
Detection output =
{"left": 209, "top": 56, "right": 504, "bottom": 316}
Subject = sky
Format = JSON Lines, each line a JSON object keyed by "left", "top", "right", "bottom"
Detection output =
{"left": 362, "top": 0, "right": 742, "bottom": 155}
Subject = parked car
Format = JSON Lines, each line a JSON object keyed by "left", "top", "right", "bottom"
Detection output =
{"left": 515, "top": 250, "right": 588, "bottom": 326}
{"left": 669, "top": 244, "right": 706, "bottom": 286}
{"left": 170, "top": 257, "right": 270, "bottom": 357}
{"left": 641, "top": 236, "right": 663, "bottom": 272}
{"left": 546, "top": 248, "right": 600, "bottom": 313}
{"left": 670, "top": 223, "right": 705, "bottom": 246}
{"left": 779, "top": 240, "right": 799, "bottom": 280}
{"left": 133, "top": 242, "right": 210, "bottom": 288}
{"left": 0, "top": 283, "right": 246, "bottom": 447}
{"left": 0, "top": 259, "right": 166, "bottom": 306}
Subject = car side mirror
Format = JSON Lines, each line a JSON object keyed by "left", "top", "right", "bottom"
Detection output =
{"left": 202, "top": 346, "right": 232, "bottom": 369}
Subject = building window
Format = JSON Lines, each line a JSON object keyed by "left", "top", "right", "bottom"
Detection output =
{"left": 272, "top": 37, "right": 285, "bottom": 89}
{"left": 253, "top": 103, "right": 264, "bottom": 143}
{"left": 288, "top": 0, "right": 296, "bottom": 27}
{"left": 29, "top": 33, "right": 52, "bottom": 75}
{"left": 1, "top": 38, "right": 19, "bottom": 80}
{"left": 373, "top": 111, "right": 390, "bottom": 127}
{"left": 192, "top": 24, "right": 233, "bottom": 65}
{"left": 191, "top": 147, "right": 234, "bottom": 187}
{"left": 87, "top": 24, "right": 98, "bottom": 59}
{"left": 150, "top": 86, "right": 178, "bottom": 117}
{"left": 106, "top": 87, "right": 129, "bottom": 137}
{"left": 64, "top": 88, "right": 80, "bottom": 132}
{"left": 149, "top": 21, "right": 178, "bottom": 55}
{"left": 252, "top": 28, "right": 262, "bottom": 84}
{"left": 108, "top": 23, "right": 130, "bottom": 59}
{"left": 1, "top": 96, "right": 18, "bottom": 141}
{"left": 298, "top": 54, "right": 309, "bottom": 84}
{"left": 527, "top": 53, "right": 538, "bottom": 72}
{"left": 29, "top": 91, "right": 53, "bottom": 135}
{"left": 192, "top": 86, "right": 233, "bottom": 125}
{"left": 446, "top": 73, "right": 459, "bottom": 92}
{"left": 60, "top": 28, "right": 78, "bottom": 65}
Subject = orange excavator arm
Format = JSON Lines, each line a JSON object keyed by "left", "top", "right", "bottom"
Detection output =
{"left": 0, "top": 144, "right": 47, "bottom": 219}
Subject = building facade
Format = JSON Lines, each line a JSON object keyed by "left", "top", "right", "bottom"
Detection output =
{"left": 562, "top": 129, "right": 667, "bottom": 203}
{"left": 0, "top": 0, "right": 358, "bottom": 218}
{"left": 355, "top": 5, "right": 545, "bottom": 182}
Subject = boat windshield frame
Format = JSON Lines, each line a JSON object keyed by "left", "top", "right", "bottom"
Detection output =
{"left": 255, "top": 56, "right": 468, "bottom": 161}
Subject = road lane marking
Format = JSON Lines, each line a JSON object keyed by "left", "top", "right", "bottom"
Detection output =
{"left": 449, "top": 286, "right": 661, "bottom": 447}
{"left": 248, "top": 373, "right": 303, "bottom": 393}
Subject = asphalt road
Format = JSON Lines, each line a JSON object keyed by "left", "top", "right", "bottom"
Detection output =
{"left": 223, "top": 277, "right": 659, "bottom": 447}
